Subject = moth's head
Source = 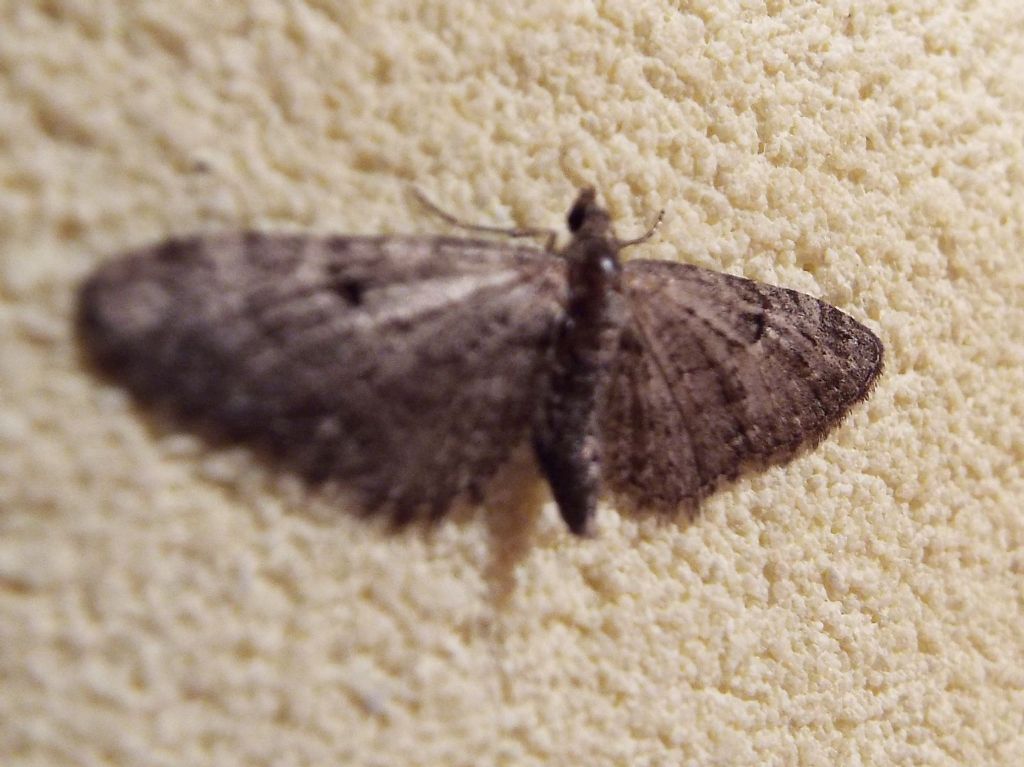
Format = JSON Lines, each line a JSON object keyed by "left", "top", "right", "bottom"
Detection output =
{"left": 566, "top": 187, "right": 613, "bottom": 240}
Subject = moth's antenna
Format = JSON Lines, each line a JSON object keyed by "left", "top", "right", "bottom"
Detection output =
{"left": 617, "top": 209, "right": 664, "bottom": 249}
{"left": 410, "top": 188, "right": 558, "bottom": 249}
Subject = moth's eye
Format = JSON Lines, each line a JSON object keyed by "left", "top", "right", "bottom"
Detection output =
{"left": 567, "top": 202, "right": 587, "bottom": 232}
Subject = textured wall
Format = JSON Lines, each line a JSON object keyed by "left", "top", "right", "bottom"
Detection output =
{"left": 2, "top": 1, "right": 1023, "bottom": 765}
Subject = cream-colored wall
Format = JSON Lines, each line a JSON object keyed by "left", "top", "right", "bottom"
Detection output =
{"left": 2, "top": 1, "right": 1023, "bottom": 764}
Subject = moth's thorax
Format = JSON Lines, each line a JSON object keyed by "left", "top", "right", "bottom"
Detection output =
{"left": 557, "top": 194, "right": 629, "bottom": 378}
{"left": 562, "top": 187, "right": 622, "bottom": 299}
{"left": 561, "top": 229, "right": 625, "bottom": 331}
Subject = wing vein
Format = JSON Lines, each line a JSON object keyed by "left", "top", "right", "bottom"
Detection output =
{"left": 627, "top": 300, "right": 706, "bottom": 489}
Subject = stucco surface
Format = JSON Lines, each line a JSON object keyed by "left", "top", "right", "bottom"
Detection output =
{"left": 2, "top": 1, "right": 1023, "bottom": 765}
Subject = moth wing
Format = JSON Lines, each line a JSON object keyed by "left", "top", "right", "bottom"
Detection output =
{"left": 78, "top": 234, "right": 567, "bottom": 522}
{"left": 599, "top": 259, "right": 883, "bottom": 512}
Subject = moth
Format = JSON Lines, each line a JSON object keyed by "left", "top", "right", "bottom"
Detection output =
{"left": 77, "top": 188, "right": 883, "bottom": 535}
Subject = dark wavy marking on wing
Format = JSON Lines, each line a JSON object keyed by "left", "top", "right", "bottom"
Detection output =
{"left": 77, "top": 234, "right": 568, "bottom": 523}
{"left": 599, "top": 259, "right": 883, "bottom": 512}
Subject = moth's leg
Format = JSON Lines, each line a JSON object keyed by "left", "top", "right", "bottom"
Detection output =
{"left": 617, "top": 209, "right": 665, "bottom": 249}
{"left": 411, "top": 188, "right": 559, "bottom": 250}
